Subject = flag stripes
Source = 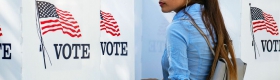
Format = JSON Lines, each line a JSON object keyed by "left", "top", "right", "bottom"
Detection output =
{"left": 0, "top": 27, "right": 2, "bottom": 36}
{"left": 100, "top": 10, "right": 120, "bottom": 36}
{"left": 251, "top": 7, "right": 279, "bottom": 35}
{"left": 37, "top": 1, "right": 81, "bottom": 38}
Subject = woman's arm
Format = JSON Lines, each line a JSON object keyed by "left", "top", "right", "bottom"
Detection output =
{"left": 166, "top": 23, "right": 190, "bottom": 80}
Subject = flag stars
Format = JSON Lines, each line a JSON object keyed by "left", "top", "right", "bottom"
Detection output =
{"left": 37, "top": 1, "right": 59, "bottom": 18}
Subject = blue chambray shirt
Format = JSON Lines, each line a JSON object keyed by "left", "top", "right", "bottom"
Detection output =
{"left": 161, "top": 4, "right": 216, "bottom": 80}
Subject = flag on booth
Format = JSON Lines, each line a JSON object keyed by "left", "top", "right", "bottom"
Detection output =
{"left": 0, "top": 27, "right": 2, "bottom": 36}
{"left": 251, "top": 7, "right": 279, "bottom": 35}
{"left": 100, "top": 10, "right": 121, "bottom": 36}
{"left": 36, "top": 1, "right": 82, "bottom": 38}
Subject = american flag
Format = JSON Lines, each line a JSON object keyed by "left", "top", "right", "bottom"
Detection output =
{"left": 100, "top": 10, "right": 120, "bottom": 36}
{"left": 0, "top": 27, "right": 2, "bottom": 36}
{"left": 251, "top": 7, "right": 279, "bottom": 35}
{"left": 37, "top": 1, "right": 81, "bottom": 38}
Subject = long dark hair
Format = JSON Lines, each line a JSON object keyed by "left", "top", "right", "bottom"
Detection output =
{"left": 183, "top": 0, "right": 237, "bottom": 80}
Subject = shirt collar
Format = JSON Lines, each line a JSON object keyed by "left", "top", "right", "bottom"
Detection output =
{"left": 173, "top": 3, "right": 202, "bottom": 21}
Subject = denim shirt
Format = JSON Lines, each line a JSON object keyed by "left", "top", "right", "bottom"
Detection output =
{"left": 161, "top": 4, "right": 216, "bottom": 80}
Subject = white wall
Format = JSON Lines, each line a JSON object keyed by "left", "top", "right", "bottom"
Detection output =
{"left": 0, "top": 0, "right": 22, "bottom": 80}
{"left": 219, "top": 0, "right": 242, "bottom": 58}
{"left": 134, "top": 0, "right": 143, "bottom": 79}
{"left": 141, "top": 0, "right": 175, "bottom": 79}
{"left": 241, "top": 0, "right": 280, "bottom": 80}
{"left": 100, "top": 0, "right": 135, "bottom": 80}
{"left": 22, "top": 0, "right": 101, "bottom": 80}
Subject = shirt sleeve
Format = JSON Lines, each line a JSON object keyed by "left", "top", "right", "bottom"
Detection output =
{"left": 166, "top": 23, "right": 190, "bottom": 80}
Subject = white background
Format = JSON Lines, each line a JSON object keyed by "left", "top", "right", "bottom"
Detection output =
{"left": 0, "top": 0, "right": 22, "bottom": 80}
{"left": 100, "top": 0, "right": 135, "bottom": 80}
{"left": 241, "top": 0, "right": 280, "bottom": 80}
{"left": 22, "top": 0, "right": 101, "bottom": 80}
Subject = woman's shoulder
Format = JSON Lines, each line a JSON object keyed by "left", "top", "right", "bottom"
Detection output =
{"left": 166, "top": 19, "right": 207, "bottom": 39}
{"left": 166, "top": 20, "right": 191, "bottom": 33}
{"left": 168, "top": 18, "right": 204, "bottom": 31}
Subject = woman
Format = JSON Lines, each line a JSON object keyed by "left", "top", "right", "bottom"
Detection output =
{"left": 160, "top": 0, "right": 237, "bottom": 80}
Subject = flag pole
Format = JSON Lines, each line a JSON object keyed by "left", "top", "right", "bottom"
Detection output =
{"left": 249, "top": 3, "right": 257, "bottom": 59}
{"left": 35, "top": 0, "right": 52, "bottom": 69}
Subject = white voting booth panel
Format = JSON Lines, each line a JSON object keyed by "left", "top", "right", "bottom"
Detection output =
{"left": 1, "top": 0, "right": 280, "bottom": 80}
{"left": 22, "top": 0, "right": 101, "bottom": 80}
{"left": 100, "top": 0, "right": 135, "bottom": 80}
{"left": 241, "top": 0, "right": 280, "bottom": 80}
{"left": 0, "top": 0, "right": 22, "bottom": 80}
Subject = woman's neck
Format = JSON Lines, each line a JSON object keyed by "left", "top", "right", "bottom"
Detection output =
{"left": 175, "top": 6, "right": 186, "bottom": 13}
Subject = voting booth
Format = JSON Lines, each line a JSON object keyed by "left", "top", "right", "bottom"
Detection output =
{"left": 0, "top": 0, "right": 280, "bottom": 80}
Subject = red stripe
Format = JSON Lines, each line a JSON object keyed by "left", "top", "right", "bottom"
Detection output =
{"left": 41, "top": 24, "right": 62, "bottom": 30}
{"left": 100, "top": 24, "right": 106, "bottom": 27}
{"left": 59, "top": 20, "right": 79, "bottom": 29}
{"left": 59, "top": 18, "right": 77, "bottom": 24}
{"left": 41, "top": 23, "right": 79, "bottom": 34}
{"left": 56, "top": 8, "right": 70, "bottom": 13}
{"left": 253, "top": 25, "right": 266, "bottom": 29}
{"left": 100, "top": 24, "right": 119, "bottom": 32}
{"left": 59, "top": 15, "right": 75, "bottom": 20}
{"left": 267, "top": 29, "right": 278, "bottom": 33}
{"left": 105, "top": 23, "right": 118, "bottom": 28}
{"left": 43, "top": 28, "right": 81, "bottom": 37}
{"left": 40, "top": 20, "right": 59, "bottom": 24}
{"left": 100, "top": 26, "right": 119, "bottom": 32}
{"left": 42, "top": 28, "right": 63, "bottom": 35}
{"left": 111, "top": 22, "right": 117, "bottom": 24}
{"left": 57, "top": 10, "right": 75, "bottom": 21}
{"left": 252, "top": 24, "right": 266, "bottom": 29}
{"left": 252, "top": 21, "right": 265, "bottom": 24}
{"left": 77, "top": 34, "right": 82, "bottom": 38}
{"left": 41, "top": 21, "right": 80, "bottom": 34}
{"left": 106, "top": 31, "right": 120, "bottom": 36}
{"left": 100, "top": 28, "right": 106, "bottom": 30}
{"left": 0, "top": 28, "right": 1, "bottom": 36}
{"left": 57, "top": 11, "right": 73, "bottom": 16}
{"left": 58, "top": 12, "right": 73, "bottom": 16}
{"left": 102, "top": 23, "right": 119, "bottom": 29}
{"left": 100, "top": 28, "right": 119, "bottom": 33}
{"left": 102, "top": 21, "right": 119, "bottom": 28}
{"left": 61, "top": 26, "right": 80, "bottom": 33}
{"left": 266, "top": 26, "right": 278, "bottom": 31}
{"left": 266, "top": 30, "right": 278, "bottom": 35}
{"left": 101, "top": 26, "right": 119, "bottom": 32}
{"left": 265, "top": 23, "right": 277, "bottom": 28}
{"left": 253, "top": 27, "right": 266, "bottom": 32}
{"left": 62, "top": 31, "right": 82, "bottom": 38}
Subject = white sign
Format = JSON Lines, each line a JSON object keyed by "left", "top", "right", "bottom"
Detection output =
{"left": 0, "top": 0, "right": 22, "bottom": 80}
{"left": 100, "top": 0, "right": 135, "bottom": 80}
{"left": 21, "top": 0, "right": 101, "bottom": 80}
{"left": 241, "top": 0, "right": 280, "bottom": 80}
